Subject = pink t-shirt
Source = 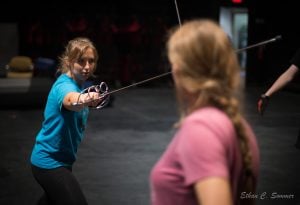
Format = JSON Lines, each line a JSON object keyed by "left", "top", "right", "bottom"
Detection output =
{"left": 150, "top": 107, "right": 259, "bottom": 205}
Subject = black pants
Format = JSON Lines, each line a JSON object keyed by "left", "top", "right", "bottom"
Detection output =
{"left": 31, "top": 164, "right": 88, "bottom": 205}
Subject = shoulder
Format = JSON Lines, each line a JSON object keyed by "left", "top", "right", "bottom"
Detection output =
{"left": 181, "top": 107, "right": 235, "bottom": 142}
{"left": 51, "top": 74, "right": 80, "bottom": 97}
{"left": 55, "top": 74, "right": 72, "bottom": 84}
{"left": 53, "top": 74, "right": 77, "bottom": 88}
{"left": 184, "top": 107, "right": 232, "bottom": 128}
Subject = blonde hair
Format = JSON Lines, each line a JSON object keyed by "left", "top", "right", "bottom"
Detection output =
{"left": 58, "top": 37, "right": 99, "bottom": 74}
{"left": 167, "top": 19, "right": 254, "bottom": 204}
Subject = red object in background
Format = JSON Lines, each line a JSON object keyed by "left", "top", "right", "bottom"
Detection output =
{"left": 232, "top": 0, "right": 243, "bottom": 3}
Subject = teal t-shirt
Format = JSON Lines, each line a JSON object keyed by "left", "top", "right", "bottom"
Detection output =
{"left": 30, "top": 74, "right": 89, "bottom": 169}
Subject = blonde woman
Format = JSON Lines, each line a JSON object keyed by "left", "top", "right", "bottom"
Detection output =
{"left": 150, "top": 19, "right": 260, "bottom": 205}
{"left": 30, "top": 37, "right": 105, "bottom": 205}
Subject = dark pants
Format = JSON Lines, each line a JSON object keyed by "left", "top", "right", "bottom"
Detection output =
{"left": 31, "top": 164, "right": 88, "bottom": 205}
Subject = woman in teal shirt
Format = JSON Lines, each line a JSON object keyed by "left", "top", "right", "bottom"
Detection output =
{"left": 30, "top": 37, "right": 104, "bottom": 205}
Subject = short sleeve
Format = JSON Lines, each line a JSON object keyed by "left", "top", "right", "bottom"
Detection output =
{"left": 54, "top": 81, "right": 78, "bottom": 109}
{"left": 177, "top": 117, "right": 230, "bottom": 186}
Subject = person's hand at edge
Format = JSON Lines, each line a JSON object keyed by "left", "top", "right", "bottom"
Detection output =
{"left": 257, "top": 94, "right": 270, "bottom": 115}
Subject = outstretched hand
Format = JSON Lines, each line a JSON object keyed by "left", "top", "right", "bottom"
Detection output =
{"left": 257, "top": 94, "right": 270, "bottom": 115}
{"left": 89, "top": 93, "right": 110, "bottom": 109}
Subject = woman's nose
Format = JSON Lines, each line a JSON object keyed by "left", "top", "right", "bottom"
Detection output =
{"left": 84, "top": 61, "right": 91, "bottom": 69}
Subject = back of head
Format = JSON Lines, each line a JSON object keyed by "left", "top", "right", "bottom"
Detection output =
{"left": 167, "top": 19, "right": 240, "bottom": 110}
{"left": 168, "top": 19, "right": 256, "bottom": 205}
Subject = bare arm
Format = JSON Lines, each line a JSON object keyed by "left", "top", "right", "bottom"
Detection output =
{"left": 194, "top": 177, "right": 232, "bottom": 205}
{"left": 63, "top": 92, "right": 101, "bottom": 112}
{"left": 265, "top": 65, "right": 299, "bottom": 97}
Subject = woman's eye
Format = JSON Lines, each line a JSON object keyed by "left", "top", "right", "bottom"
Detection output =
{"left": 78, "top": 59, "right": 85, "bottom": 64}
{"left": 77, "top": 58, "right": 95, "bottom": 65}
{"left": 88, "top": 59, "right": 95, "bottom": 64}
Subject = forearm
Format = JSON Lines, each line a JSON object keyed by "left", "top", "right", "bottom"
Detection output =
{"left": 265, "top": 65, "right": 298, "bottom": 97}
{"left": 63, "top": 92, "right": 85, "bottom": 111}
{"left": 63, "top": 92, "right": 100, "bottom": 111}
{"left": 265, "top": 75, "right": 291, "bottom": 96}
{"left": 194, "top": 177, "right": 232, "bottom": 205}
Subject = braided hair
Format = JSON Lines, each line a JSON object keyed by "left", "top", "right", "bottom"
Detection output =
{"left": 167, "top": 19, "right": 254, "bottom": 205}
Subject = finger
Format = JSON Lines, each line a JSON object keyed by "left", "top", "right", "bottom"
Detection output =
{"left": 257, "top": 100, "right": 262, "bottom": 113}
{"left": 257, "top": 100, "right": 264, "bottom": 115}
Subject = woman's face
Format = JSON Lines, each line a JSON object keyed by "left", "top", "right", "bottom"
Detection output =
{"left": 69, "top": 48, "right": 95, "bottom": 84}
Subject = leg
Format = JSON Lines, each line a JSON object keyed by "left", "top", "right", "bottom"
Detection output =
{"left": 31, "top": 165, "right": 88, "bottom": 205}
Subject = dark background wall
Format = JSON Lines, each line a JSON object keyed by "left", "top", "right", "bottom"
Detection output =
{"left": 1, "top": 0, "right": 299, "bottom": 87}
{"left": 247, "top": 0, "right": 300, "bottom": 86}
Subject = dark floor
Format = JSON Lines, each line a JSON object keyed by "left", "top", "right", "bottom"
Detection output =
{"left": 0, "top": 84, "right": 300, "bottom": 205}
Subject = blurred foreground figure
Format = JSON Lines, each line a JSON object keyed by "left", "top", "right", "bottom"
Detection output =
{"left": 150, "top": 19, "right": 260, "bottom": 205}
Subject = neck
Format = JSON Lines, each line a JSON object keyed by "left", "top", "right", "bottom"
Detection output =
{"left": 66, "top": 71, "right": 84, "bottom": 86}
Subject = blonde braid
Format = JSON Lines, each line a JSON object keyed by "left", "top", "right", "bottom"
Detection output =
{"left": 192, "top": 81, "right": 254, "bottom": 196}
{"left": 203, "top": 82, "right": 255, "bottom": 204}
{"left": 218, "top": 96, "right": 254, "bottom": 205}
{"left": 167, "top": 19, "right": 256, "bottom": 205}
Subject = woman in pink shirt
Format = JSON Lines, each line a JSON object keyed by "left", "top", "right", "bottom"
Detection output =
{"left": 150, "top": 19, "right": 260, "bottom": 205}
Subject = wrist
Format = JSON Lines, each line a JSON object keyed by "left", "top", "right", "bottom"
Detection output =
{"left": 261, "top": 94, "right": 270, "bottom": 99}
